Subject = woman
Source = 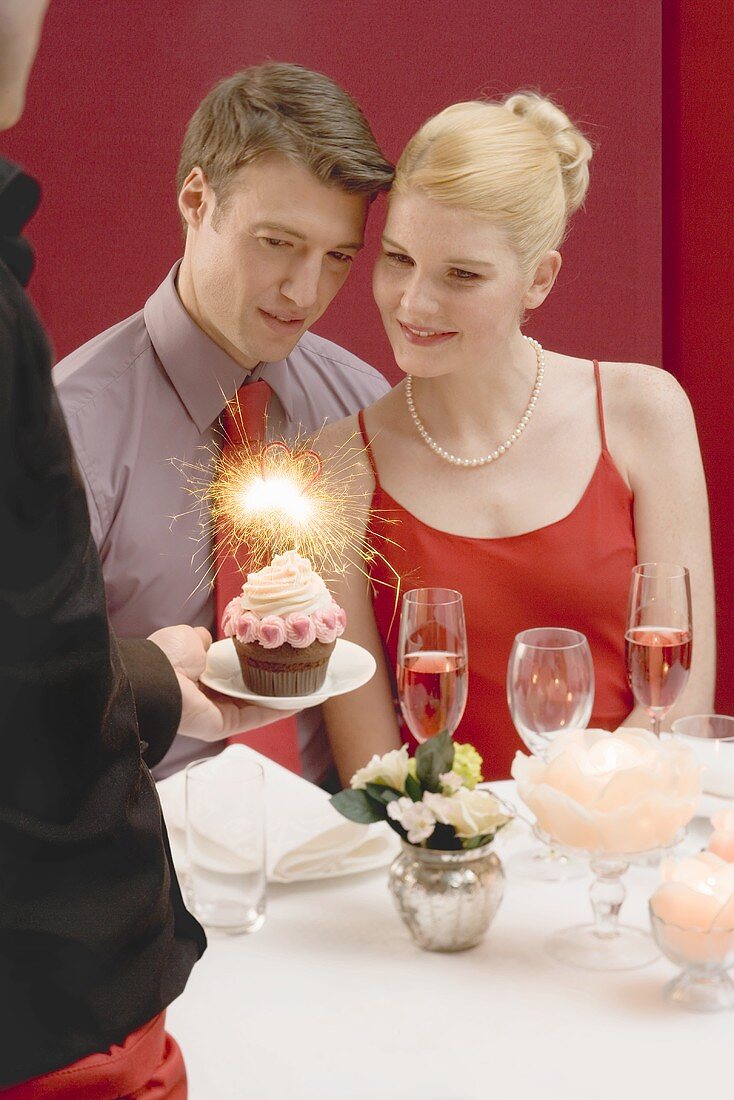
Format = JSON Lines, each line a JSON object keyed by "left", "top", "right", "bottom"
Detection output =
{"left": 319, "top": 92, "right": 715, "bottom": 783}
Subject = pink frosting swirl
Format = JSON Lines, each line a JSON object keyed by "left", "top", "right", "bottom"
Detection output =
{"left": 221, "top": 602, "right": 237, "bottom": 638}
{"left": 236, "top": 612, "right": 259, "bottom": 645}
{"left": 285, "top": 612, "right": 317, "bottom": 648}
{"left": 314, "top": 607, "right": 337, "bottom": 644}
{"left": 314, "top": 601, "right": 347, "bottom": 644}
{"left": 257, "top": 615, "right": 288, "bottom": 649}
{"left": 223, "top": 601, "right": 259, "bottom": 644}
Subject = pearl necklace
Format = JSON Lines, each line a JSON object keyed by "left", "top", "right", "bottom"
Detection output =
{"left": 404, "top": 335, "right": 545, "bottom": 468}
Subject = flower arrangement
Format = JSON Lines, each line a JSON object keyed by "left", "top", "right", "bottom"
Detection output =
{"left": 330, "top": 732, "right": 510, "bottom": 850}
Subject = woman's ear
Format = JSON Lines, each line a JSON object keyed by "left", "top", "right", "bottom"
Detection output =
{"left": 524, "top": 250, "right": 562, "bottom": 310}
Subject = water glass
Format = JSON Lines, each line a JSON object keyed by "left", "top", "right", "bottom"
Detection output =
{"left": 671, "top": 714, "right": 734, "bottom": 799}
{"left": 185, "top": 757, "right": 266, "bottom": 934}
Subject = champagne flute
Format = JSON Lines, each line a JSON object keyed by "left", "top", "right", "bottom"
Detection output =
{"left": 625, "top": 563, "right": 692, "bottom": 736}
{"left": 507, "top": 627, "right": 595, "bottom": 881}
{"left": 397, "top": 588, "right": 468, "bottom": 743}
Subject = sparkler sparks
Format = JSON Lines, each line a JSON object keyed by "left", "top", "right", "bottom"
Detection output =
{"left": 211, "top": 437, "right": 338, "bottom": 572}
{"left": 174, "top": 416, "right": 401, "bottom": 595}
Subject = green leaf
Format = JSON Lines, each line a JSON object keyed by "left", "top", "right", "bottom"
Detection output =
{"left": 461, "top": 833, "right": 495, "bottom": 850}
{"left": 365, "top": 783, "right": 403, "bottom": 805}
{"left": 330, "top": 789, "right": 386, "bottom": 824}
{"left": 405, "top": 772, "right": 423, "bottom": 802}
{"left": 415, "top": 731, "right": 455, "bottom": 793}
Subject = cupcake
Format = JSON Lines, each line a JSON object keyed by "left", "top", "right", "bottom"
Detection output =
{"left": 221, "top": 550, "right": 347, "bottom": 697}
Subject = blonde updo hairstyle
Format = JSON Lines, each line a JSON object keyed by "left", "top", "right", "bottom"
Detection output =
{"left": 393, "top": 92, "right": 593, "bottom": 276}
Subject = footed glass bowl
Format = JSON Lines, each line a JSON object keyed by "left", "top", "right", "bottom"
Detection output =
{"left": 535, "top": 827, "right": 684, "bottom": 971}
{"left": 650, "top": 907, "right": 734, "bottom": 1012}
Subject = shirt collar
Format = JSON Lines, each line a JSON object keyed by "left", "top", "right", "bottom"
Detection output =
{"left": 143, "top": 262, "right": 294, "bottom": 432}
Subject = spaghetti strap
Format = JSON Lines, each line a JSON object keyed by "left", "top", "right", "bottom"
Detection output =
{"left": 592, "top": 360, "right": 609, "bottom": 454}
{"left": 357, "top": 409, "right": 380, "bottom": 484}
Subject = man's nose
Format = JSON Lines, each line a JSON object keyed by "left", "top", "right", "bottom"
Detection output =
{"left": 281, "top": 258, "right": 322, "bottom": 310}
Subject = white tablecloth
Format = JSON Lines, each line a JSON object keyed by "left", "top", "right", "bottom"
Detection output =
{"left": 167, "top": 781, "right": 729, "bottom": 1100}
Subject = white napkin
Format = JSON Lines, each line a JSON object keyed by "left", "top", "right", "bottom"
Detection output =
{"left": 156, "top": 744, "right": 398, "bottom": 884}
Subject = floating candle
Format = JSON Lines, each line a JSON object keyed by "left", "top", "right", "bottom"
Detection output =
{"left": 512, "top": 727, "right": 701, "bottom": 854}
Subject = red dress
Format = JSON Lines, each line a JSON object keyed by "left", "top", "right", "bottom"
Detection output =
{"left": 358, "top": 362, "right": 636, "bottom": 780}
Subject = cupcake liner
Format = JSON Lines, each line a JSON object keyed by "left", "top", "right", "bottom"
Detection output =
{"left": 233, "top": 639, "right": 335, "bottom": 697}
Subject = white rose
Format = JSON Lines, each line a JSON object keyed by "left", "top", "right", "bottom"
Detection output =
{"left": 387, "top": 796, "right": 437, "bottom": 844}
{"left": 424, "top": 788, "right": 510, "bottom": 840}
{"left": 350, "top": 745, "right": 410, "bottom": 793}
{"left": 439, "top": 771, "right": 463, "bottom": 794}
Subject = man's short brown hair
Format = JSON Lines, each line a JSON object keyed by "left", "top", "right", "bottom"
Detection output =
{"left": 177, "top": 62, "right": 394, "bottom": 212}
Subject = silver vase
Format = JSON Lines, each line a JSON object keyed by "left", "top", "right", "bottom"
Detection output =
{"left": 388, "top": 840, "right": 504, "bottom": 952}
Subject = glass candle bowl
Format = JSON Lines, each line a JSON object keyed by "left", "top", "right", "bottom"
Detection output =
{"left": 650, "top": 908, "right": 734, "bottom": 1012}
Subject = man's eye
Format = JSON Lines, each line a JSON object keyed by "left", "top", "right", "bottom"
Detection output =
{"left": 384, "top": 251, "right": 412, "bottom": 265}
{"left": 328, "top": 252, "right": 353, "bottom": 265}
{"left": 262, "top": 237, "right": 289, "bottom": 247}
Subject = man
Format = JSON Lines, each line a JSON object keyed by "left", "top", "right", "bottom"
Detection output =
{"left": 55, "top": 62, "right": 394, "bottom": 782}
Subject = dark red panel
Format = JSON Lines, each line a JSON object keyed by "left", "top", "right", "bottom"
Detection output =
{"left": 663, "top": 0, "right": 734, "bottom": 713}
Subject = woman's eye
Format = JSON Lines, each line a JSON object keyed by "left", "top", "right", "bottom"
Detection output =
{"left": 451, "top": 268, "right": 480, "bottom": 281}
{"left": 262, "top": 237, "right": 289, "bottom": 248}
{"left": 328, "top": 252, "right": 353, "bottom": 265}
{"left": 384, "top": 251, "right": 412, "bottom": 265}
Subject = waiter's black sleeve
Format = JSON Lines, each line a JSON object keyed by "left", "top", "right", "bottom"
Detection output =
{"left": 118, "top": 638, "right": 183, "bottom": 767}
{"left": 0, "top": 161, "right": 205, "bottom": 1088}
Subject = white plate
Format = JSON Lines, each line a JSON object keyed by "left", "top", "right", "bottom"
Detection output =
{"left": 200, "top": 637, "right": 376, "bottom": 710}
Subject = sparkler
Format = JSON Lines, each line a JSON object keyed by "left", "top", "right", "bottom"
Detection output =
{"left": 174, "top": 412, "right": 402, "bottom": 595}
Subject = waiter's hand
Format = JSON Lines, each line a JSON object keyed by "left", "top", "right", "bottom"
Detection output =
{"left": 147, "top": 625, "right": 299, "bottom": 742}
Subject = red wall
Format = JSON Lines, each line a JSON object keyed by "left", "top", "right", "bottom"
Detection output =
{"left": 3, "top": 0, "right": 661, "bottom": 374}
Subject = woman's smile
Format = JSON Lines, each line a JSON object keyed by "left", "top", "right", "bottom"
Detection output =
{"left": 397, "top": 319, "right": 458, "bottom": 346}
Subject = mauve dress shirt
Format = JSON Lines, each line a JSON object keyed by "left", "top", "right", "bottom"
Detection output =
{"left": 54, "top": 262, "right": 390, "bottom": 779}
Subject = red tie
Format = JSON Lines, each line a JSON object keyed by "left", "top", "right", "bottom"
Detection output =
{"left": 214, "top": 380, "right": 301, "bottom": 774}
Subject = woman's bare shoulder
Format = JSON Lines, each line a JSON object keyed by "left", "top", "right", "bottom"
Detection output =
{"left": 599, "top": 361, "right": 694, "bottom": 430}
{"left": 310, "top": 413, "right": 376, "bottom": 504}
{"left": 314, "top": 412, "right": 362, "bottom": 455}
{"left": 313, "top": 386, "right": 403, "bottom": 481}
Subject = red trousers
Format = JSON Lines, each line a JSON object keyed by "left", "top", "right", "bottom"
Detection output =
{"left": 0, "top": 1013, "right": 185, "bottom": 1099}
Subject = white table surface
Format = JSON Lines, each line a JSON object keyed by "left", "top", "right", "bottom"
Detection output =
{"left": 167, "top": 781, "right": 731, "bottom": 1100}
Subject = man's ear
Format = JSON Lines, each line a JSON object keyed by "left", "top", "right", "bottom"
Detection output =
{"left": 178, "top": 167, "right": 212, "bottom": 231}
{"left": 523, "top": 250, "right": 562, "bottom": 311}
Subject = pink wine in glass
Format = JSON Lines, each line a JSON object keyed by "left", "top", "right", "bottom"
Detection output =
{"left": 397, "top": 651, "right": 468, "bottom": 743}
{"left": 625, "top": 626, "right": 692, "bottom": 712}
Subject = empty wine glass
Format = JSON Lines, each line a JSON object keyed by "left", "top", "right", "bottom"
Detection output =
{"left": 507, "top": 627, "right": 595, "bottom": 881}
{"left": 397, "top": 588, "right": 468, "bottom": 743}
{"left": 625, "top": 563, "right": 693, "bottom": 736}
